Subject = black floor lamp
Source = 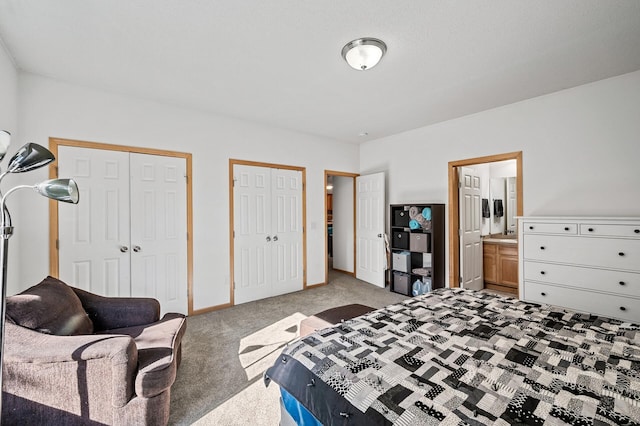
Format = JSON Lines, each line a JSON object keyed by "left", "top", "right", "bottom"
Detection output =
{"left": 0, "top": 130, "right": 80, "bottom": 416}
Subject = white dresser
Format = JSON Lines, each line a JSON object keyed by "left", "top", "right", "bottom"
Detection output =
{"left": 518, "top": 217, "right": 640, "bottom": 322}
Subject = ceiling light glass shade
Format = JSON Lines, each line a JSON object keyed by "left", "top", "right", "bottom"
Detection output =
{"left": 0, "top": 130, "right": 10, "bottom": 161}
{"left": 7, "top": 143, "right": 55, "bottom": 173}
{"left": 34, "top": 178, "right": 79, "bottom": 204}
{"left": 342, "top": 38, "right": 387, "bottom": 71}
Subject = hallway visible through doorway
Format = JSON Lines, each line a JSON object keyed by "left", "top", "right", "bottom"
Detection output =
{"left": 324, "top": 171, "right": 358, "bottom": 284}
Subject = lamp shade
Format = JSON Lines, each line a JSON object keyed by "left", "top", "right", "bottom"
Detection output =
{"left": 35, "top": 178, "right": 79, "bottom": 204}
{"left": 7, "top": 143, "right": 55, "bottom": 173}
{"left": 0, "top": 130, "right": 10, "bottom": 161}
{"left": 342, "top": 38, "right": 387, "bottom": 71}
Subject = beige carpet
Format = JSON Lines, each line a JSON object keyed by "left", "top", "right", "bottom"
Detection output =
{"left": 168, "top": 270, "right": 409, "bottom": 425}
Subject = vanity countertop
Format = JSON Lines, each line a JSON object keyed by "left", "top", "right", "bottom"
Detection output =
{"left": 482, "top": 235, "right": 518, "bottom": 245}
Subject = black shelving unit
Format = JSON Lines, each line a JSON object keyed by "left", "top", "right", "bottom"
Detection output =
{"left": 389, "top": 203, "right": 445, "bottom": 296}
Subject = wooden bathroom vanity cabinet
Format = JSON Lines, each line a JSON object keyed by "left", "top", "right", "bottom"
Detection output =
{"left": 483, "top": 237, "right": 518, "bottom": 295}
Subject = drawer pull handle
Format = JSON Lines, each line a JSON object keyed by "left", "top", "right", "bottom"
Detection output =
{"left": 564, "top": 227, "right": 570, "bottom": 231}
{"left": 540, "top": 271, "right": 546, "bottom": 275}
{"left": 588, "top": 228, "right": 594, "bottom": 232}
{"left": 620, "top": 307, "right": 627, "bottom": 312}
{"left": 618, "top": 252, "right": 625, "bottom": 257}
{"left": 634, "top": 229, "right": 640, "bottom": 234}
{"left": 529, "top": 226, "right": 534, "bottom": 230}
{"left": 540, "top": 246, "right": 545, "bottom": 250}
{"left": 619, "top": 281, "right": 626, "bottom": 286}
{"left": 540, "top": 292, "right": 546, "bottom": 296}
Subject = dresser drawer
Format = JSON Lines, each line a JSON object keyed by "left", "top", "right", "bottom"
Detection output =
{"left": 522, "top": 222, "right": 577, "bottom": 235}
{"left": 523, "top": 281, "right": 640, "bottom": 322}
{"left": 579, "top": 223, "right": 640, "bottom": 238}
{"left": 523, "top": 261, "right": 640, "bottom": 298}
{"left": 523, "top": 234, "right": 640, "bottom": 272}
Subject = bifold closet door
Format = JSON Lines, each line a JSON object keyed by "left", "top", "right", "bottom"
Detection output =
{"left": 57, "top": 146, "right": 188, "bottom": 315}
{"left": 233, "top": 164, "right": 303, "bottom": 304}
{"left": 58, "top": 147, "right": 131, "bottom": 297}
{"left": 129, "top": 153, "right": 188, "bottom": 315}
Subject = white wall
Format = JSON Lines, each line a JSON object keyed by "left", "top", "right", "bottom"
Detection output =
{"left": 0, "top": 41, "right": 20, "bottom": 290}
{"left": 331, "top": 176, "right": 354, "bottom": 273}
{"left": 15, "top": 73, "right": 359, "bottom": 309}
{"left": 0, "top": 44, "right": 16, "bottom": 135}
{"left": 361, "top": 70, "right": 640, "bottom": 283}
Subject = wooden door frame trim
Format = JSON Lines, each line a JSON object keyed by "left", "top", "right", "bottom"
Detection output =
{"left": 228, "top": 158, "right": 307, "bottom": 306}
{"left": 447, "top": 151, "right": 523, "bottom": 288}
{"left": 322, "top": 170, "right": 359, "bottom": 286}
{"left": 48, "top": 137, "right": 195, "bottom": 314}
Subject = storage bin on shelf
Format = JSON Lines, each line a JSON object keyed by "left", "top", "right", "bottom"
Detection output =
{"left": 392, "top": 251, "right": 411, "bottom": 273}
{"left": 393, "top": 271, "right": 410, "bottom": 294}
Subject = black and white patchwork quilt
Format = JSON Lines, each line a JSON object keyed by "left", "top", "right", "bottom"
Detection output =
{"left": 264, "top": 288, "right": 640, "bottom": 425}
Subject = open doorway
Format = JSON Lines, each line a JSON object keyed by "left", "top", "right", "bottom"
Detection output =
{"left": 324, "top": 170, "right": 358, "bottom": 284}
{"left": 448, "top": 152, "right": 523, "bottom": 291}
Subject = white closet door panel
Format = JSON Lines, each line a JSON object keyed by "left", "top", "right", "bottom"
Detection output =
{"left": 234, "top": 165, "right": 273, "bottom": 304}
{"left": 355, "top": 172, "right": 385, "bottom": 287}
{"left": 130, "top": 153, "right": 188, "bottom": 315}
{"left": 270, "top": 169, "right": 303, "bottom": 295}
{"left": 58, "top": 146, "right": 131, "bottom": 296}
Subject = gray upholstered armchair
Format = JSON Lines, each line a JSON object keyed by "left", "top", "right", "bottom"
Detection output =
{"left": 2, "top": 276, "right": 186, "bottom": 425}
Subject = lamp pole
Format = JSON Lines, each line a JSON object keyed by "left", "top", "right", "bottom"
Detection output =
{"left": 0, "top": 138, "right": 79, "bottom": 419}
{"left": 0, "top": 224, "right": 12, "bottom": 416}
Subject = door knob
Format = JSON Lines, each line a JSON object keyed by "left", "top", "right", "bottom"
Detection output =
{"left": 378, "top": 234, "right": 383, "bottom": 238}
{"left": 120, "top": 246, "right": 129, "bottom": 253}
{"left": 133, "top": 245, "right": 141, "bottom": 252}
{"left": 266, "top": 236, "right": 271, "bottom": 242}
{"left": 273, "top": 235, "right": 278, "bottom": 242}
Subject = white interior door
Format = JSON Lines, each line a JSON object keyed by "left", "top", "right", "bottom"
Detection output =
{"left": 58, "top": 146, "right": 131, "bottom": 296}
{"left": 459, "top": 166, "right": 483, "bottom": 290}
{"left": 233, "top": 165, "right": 303, "bottom": 304}
{"left": 129, "top": 153, "right": 188, "bottom": 314}
{"left": 355, "top": 172, "right": 385, "bottom": 287}
{"left": 58, "top": 146, "right": 188, "bottom": 315}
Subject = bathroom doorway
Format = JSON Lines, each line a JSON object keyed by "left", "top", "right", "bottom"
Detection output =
{"left": 324, "top": 170, "right": 358, "bottom": 284}
{"left": 448, "top": 152, "right": 523, "bottom": 291}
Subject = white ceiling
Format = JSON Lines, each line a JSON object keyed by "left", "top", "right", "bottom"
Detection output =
{"left": 1, "top": 1, "right": 639, "bottom": 144}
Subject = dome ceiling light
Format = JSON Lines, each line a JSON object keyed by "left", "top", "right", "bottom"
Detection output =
{"left": 341, "top": 38, "right": 387, "bottom": 71}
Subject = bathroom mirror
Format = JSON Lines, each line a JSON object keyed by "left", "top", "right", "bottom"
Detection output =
{"left": 489, "top": 177, "right": 517, "bottom": 236}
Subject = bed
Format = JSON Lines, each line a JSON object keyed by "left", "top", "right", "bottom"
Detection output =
{"left": 264, "top": 288, "right": 640, "bottom": 425}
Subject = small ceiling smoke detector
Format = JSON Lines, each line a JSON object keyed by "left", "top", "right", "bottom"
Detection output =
{"left": 341, "top": 38, "right": 387, "bottom": 71}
